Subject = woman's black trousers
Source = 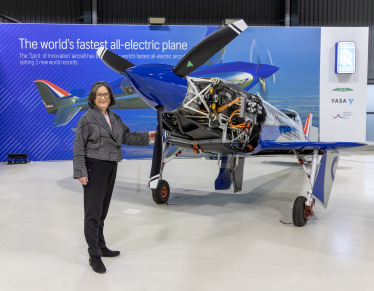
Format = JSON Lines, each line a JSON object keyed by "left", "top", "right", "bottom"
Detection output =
{"left": 83, "top": 157, "right": 118, "bottom": 256}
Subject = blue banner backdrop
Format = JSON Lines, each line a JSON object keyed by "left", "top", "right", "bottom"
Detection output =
{"left": 0, "top": 24, "right": 320, "bottom": 161}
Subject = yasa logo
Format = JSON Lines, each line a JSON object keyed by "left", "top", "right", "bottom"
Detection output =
{"left": 333, "top": 112, "right": 352, "bottom": 119}
{"left": 331, "top": 99, "right": 347, "bottom": 103}
{"left": 331, "top": 98, "right": 354, "bottom": 104}
{"left": 332, "top": 88, "right": 354, "bottom": 92}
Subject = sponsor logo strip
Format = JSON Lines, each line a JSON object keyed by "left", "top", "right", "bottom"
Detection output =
{"left": 332, "top": 88, "right": 354, "bottom": 92}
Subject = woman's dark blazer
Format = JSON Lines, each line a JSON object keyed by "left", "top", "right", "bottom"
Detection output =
{"left": 73, "top": 106, "right": 149, "bottom": 179}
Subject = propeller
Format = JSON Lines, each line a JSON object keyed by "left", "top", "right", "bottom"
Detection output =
{"left": 173, "top": 19, "right": 248, "bottom": 77}
{"left": 249, "top": 39, "right": 277, "bottom": 98}
{"left": 97, "top": 47, "right": 135, "bottom": 75}
{"left": 250, "top": 39, "right": 266, "bottom": 93}
{"left": 97, "top": 19, "right": 249, "bottom": 189}
{"left": 267, "top": 48, "right": 276, "bottom": 84}
{"left": 97, "top": 19, "right": 248, "bottom": 80}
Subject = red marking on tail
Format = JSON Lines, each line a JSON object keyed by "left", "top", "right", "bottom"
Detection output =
{"left": 34, "top": 80, "right": 70, "bottom": 96}
{"left": 303, "top": 113, "right": 312, "bottom": 136}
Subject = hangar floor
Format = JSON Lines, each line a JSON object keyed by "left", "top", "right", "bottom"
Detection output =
{"left": 1, "top": 150, "right": 374, "bottom": 291}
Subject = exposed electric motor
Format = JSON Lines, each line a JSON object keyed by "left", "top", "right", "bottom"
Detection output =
{"left": 168, "top": 77, "right": 266, "bottom": 152}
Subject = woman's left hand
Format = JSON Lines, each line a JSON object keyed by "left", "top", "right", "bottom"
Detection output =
{"left": 149, "top": 131, "right": 156, "bottom": 140}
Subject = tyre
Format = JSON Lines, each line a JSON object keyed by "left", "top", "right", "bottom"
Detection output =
{"left": 292, "top": 196, "right": 307, "bottom": 227}
{"left": 152, "top": 180, "right": 170, "bottom": 204}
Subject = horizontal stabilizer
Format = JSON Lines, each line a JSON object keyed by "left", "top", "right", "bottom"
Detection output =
{"left": 262, "top": 141, "right": 365, "bottom": 151}
{"left": 313, "top": 149, "right": 340, "bottom": 208}
{"left": 52, "top": 106, "right": 82, "bottom": 128}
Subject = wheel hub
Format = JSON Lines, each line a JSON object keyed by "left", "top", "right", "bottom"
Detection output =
{"left": 304, "top": 200, "right": 314, "bottom": 221}
{"left": 160, "top": 186, "right": 168, "bottom": 198}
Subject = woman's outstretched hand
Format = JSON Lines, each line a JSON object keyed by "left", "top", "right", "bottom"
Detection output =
{"left": 149, "top": 131, "right": 156, "bottom": 141}
{"left": 78, "top": 177, "right": 89, "bottom": 185}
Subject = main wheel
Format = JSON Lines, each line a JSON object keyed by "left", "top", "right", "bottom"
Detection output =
{"left": 292, "top": 196, "right": 308, "bottom": 227}
{"left": 152, "top": 180, "right": 170, "bottom": 204}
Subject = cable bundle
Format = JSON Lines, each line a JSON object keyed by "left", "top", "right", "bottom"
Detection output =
{"left": 228, "top": 110, "right": 250, "bottom": 128}
{"left": 217, "top": 97, "right": 242, "bottom": 113}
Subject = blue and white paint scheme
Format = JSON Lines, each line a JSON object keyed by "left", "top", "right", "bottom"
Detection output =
{"left": 95, "top": 19, "right": 365, "bottom": 227}
{"left": 313, "top": 150, "right": 340, "bottom": 208}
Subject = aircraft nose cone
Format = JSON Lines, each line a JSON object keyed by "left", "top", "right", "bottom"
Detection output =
{"left": 257, "top": 64, "right": 279, "bottom": 79}
{"left": 126, "top": 64, "right": 188, "bottom": 112}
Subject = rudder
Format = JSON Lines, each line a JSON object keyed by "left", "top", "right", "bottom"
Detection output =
{"left": 33, "top": 80, "right": 76, "bottom": 114}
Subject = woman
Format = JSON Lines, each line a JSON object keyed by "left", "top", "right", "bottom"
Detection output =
{"left": 73, "top": 81, "right": 155, "bottom": 274}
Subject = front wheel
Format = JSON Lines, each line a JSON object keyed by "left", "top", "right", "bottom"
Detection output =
{"left": 152, "top": 180, "right": 170, "bottom": 204}
{"left": 292, "top": 196, "right": 308, "bottom": 227}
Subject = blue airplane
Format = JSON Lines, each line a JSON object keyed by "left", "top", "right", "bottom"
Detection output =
{"left": 33, "top": 27, "right": 278, "bottom": 128}
{"left": 96, "top": 19, "right": 364, "bottom": 227}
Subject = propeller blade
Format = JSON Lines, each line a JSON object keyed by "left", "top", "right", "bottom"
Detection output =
{"left": 260, "top": 78, "right": 266, "bottom": 93}
{"left": 173, "top": 19, "right": 248, "bottom": 77}
{"left": 149, "top": 106, "right": 164, "bottom": 188}
{"left": 97, "top": 47, "right": 135, "bottom": 75}
{"left": 250, "top": 39, "right": 261, "bottom": 64}
{"left": 267, "top": 48, "right": 276, "bottom": 84}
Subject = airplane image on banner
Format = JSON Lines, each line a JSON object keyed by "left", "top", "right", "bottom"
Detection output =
{"left": 33, "top": 27, "right": 279, "bottom": 128}
{"left": 93, "top": 19, "right": 363, "bottom": 227}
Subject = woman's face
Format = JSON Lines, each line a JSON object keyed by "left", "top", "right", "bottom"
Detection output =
{"left": 94, "top": 86, "right": 110, "bottom": 112}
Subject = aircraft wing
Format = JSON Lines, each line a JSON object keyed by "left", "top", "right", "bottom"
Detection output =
{"left": 261, "top": 141, "right": 365, "bottom": 151}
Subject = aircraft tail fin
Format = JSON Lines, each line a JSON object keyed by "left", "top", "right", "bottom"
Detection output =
{"left": 303, "top": 113, "right": 319, "bottom": 141}
{"left": 33, "top": 80, "right": 78, "bottom": 114}
{"left": 303, "top": 113, "right": 312, "bottom": 138}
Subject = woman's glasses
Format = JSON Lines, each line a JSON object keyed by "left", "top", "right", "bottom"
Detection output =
{"left": 96, "top": 93, "right": 110, "bottom": 99}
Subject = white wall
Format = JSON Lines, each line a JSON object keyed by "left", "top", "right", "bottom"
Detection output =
{"left": 320, "top": 27, "right": 369, "bottom": 142}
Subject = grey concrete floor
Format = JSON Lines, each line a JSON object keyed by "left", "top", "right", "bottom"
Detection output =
{"left": 1, "top": 151, "right": 374, "bottom": 290}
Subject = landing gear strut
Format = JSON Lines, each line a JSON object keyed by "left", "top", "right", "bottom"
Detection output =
{"left": 149, "top": 142, "right": 184, "bottom": 204}
{"left": 292, "top": 149, "right": 319, "bottom": 227}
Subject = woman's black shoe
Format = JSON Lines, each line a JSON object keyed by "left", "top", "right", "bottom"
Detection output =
{"left": 89, "top": 255, "right": 106, "bottom": 273}
{"left": 100, "top": 247, "right": 120, "bottom": 257}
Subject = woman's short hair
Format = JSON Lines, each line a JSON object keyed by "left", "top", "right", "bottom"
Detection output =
{"left": 87, "top": 81, "right": 116, "bottom": 108}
